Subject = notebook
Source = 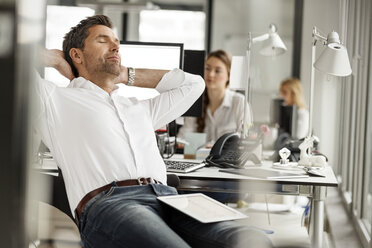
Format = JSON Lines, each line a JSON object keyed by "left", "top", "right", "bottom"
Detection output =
{"left": 157, "top": 193, "right": 247, "bottom": 223}
{"left": 219, "top": 168, "right": 309, "bottom": 179}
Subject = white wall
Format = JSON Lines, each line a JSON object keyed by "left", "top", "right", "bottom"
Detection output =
{"left": 300, "top": 0, "right": 343, "bottom": 165}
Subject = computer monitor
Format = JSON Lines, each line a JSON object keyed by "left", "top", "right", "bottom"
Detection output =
{"left": 271, "top": 98, "right": 297, "bottom": 136}
{"left": 120, "top": 41, "right": 183, "bottom": 70}
{"left": 119, "top": 40, "right": 184, "bottom": 101}
{"left": 182, "top": 50, "right": 205, "bottom": 117}
{"left": 120, "top": 42, "right": 204, "bottom": 118}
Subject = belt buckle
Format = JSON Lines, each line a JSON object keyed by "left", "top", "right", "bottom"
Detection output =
{"left": 137, "top": 177, "right": 149, "bottom": 185}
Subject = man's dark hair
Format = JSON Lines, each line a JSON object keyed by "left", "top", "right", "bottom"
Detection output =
{"left": 63, "top": 15, "right": 113, "bottom": 77}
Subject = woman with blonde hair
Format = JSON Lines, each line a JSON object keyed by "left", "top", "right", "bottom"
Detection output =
{"left": 279, "top": 78, "right": 309, "bottom": 139}
{"left": 178, "top": 49, "right": 252, "bottom": 146}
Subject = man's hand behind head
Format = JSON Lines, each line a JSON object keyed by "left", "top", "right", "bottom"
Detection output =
{"left": 41, "top": 49, "right": 75, "bottom": 81}
{"left": 113, "top": 65, "right": 129, "bottom": 85}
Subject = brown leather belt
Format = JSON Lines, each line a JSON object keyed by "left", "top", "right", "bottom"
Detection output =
{"left": 75, "top": 177, "right": 161, "bottom": 220}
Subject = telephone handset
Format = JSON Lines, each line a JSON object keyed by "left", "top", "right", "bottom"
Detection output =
{"left": 205, "top": 132, "right": 262, "bottom": 168}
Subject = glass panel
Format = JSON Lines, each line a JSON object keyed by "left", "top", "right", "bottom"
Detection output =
{"left": 361, "top": 0, "right": 372, "bottom": 233}
{"left": 139, "top": 10, "right": 205, "bottom": 50}
{"left": 362, "top": 129, "right": 372, "bottom": 233}
{"left": 213, "top": 0, "right": 294, "bottom": 127}
{"left": 340, "top": 79, "right": 350, "bottom": 190}
{"left": 344, "top": 0, "right": 356, "bottom": 195}
{"left": 362, "top": 69, "right": 372, "bottom": 233}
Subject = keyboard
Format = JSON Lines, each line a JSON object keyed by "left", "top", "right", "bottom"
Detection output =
{"left": 164, "top": 160, "right": 205, "bottom": 173}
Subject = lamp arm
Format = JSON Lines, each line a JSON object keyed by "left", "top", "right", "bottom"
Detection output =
{"left": 251, "top": 33, "right": 270, "bottom": 44}
{"left": 299, "top": 36, "right": 317, "bottom": 165}
{"left": 242, "top": 24, "right": 283, "bottom": 138}
{"left": 307, "top": 26, "right": 328, "bottom": 138}
{"left": 307, "top": 26, "right": 327, "bottom": 140}
{"left": 251, "top": 23, "right": 278, "bottom": 44}
{"left": 308, "top": 41, "right": 316, "bottom": 138}
{"left": 312, "top": 26, "right": 327, "bottom": 45}
{"left": 242, "top": 33, "right": 253, "bottom": 138}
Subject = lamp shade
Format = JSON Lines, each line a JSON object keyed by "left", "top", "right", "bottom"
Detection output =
{"left": 259, "top": 32, "right": 287, "bottom": 56}
{"left": 314, "top": 43, "right": 352, "bottom": 76}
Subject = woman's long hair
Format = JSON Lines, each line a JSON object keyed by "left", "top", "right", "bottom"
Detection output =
{"left": 280, "top": 78, "right": 307, "bottom": 109}
{"left": 196, "top": 50, "right": 232, "bottom": 132}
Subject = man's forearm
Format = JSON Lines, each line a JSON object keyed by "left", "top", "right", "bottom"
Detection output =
{"left": 41, "top": 49, "right": 75, "bottom": 81}
{"left": 129, "top": 68, "right": 169, "bottom": 88}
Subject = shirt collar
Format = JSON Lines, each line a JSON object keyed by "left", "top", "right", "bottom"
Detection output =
{"left": 68, "top": 77, "right": 119, "bottom": 95}
{"left": 221, "top": 89, "right": 234, "bottom": 108}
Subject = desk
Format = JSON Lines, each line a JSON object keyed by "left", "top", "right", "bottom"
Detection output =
{"left": 171, "top": 158, "right": 338, "bottom": 248}
{"left": 36, "top": 157, "right": 338, "bottom": 248}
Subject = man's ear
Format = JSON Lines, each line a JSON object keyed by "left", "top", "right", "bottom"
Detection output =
{"left": 69, "top": 48, "right": 83, "bottom": 64}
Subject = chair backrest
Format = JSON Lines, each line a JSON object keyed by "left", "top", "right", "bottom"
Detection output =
{"left": 45, "top": 170, "right": 180, "bottom": 224}
{"left": 36, "top": 168, "right": 75, "bottom": 223}
{"left": 53, "top": 168, "right": 74, "bottom": 221}
{"left": 167, "top": 174, "right": 180, "bottom": 187}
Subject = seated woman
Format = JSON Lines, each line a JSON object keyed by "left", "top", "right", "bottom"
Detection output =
{"left": 178, "top": 49, "right": 252, "bottom": 147}
{"left": 279, "top": 78, "right": 309, "bottom": 139}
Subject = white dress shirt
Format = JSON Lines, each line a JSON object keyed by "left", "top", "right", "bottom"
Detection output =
{"left": 35, "top": 69, "right": 204, "bottom": 216}
{"left": 295, "top": 108, "right": 309, "bottom": 139}
{"left": 178, "top": 89, "right": 253, "bottom": 144}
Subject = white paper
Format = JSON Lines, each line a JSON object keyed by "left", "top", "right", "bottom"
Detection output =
{"left": 158, "top": 193, "right": 247, "bottom": 223}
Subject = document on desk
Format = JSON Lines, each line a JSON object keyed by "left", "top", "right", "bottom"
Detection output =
{"left": 219, "top": 168, "right": 309, "bottom": 179}
{"left": 157, "top": 193, "right": 247, "bottom": 223}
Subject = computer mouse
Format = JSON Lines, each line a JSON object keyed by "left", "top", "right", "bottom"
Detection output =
{"left": 307, "top": 169, "right": 325, "bottom": 177}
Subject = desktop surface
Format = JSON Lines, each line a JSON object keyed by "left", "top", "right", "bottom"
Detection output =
{"left": 36, "top": 152, "right": 338, "bottom": 187}
{"left": 169, "top": 154, "right": 338, "bottom": 187}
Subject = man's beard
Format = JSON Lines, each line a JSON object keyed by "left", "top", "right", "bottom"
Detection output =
{"left": 85, "top": 54, "right": 121, "bottom": 77}
{"left": 101, "top": 61, "right": 121, "bottom": 76}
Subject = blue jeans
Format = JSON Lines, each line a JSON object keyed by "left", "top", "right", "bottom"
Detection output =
{"left": 78, "top": 183, "right": 272, "bottom": 248}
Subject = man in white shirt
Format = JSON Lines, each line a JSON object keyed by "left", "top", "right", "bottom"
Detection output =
{"left": 38, "top": 15, "right": 272, "bottom": 248}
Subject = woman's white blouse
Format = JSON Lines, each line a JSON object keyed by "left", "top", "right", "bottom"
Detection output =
{"left": 178, "top": 89, "right": 253, "bottom": 144}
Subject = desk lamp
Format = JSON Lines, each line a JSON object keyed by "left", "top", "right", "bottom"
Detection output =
{"left": 298, "top": 26, "right": 352, "bottom": 168}
{"left": 242, "top": 24, "right": 287, "bottom": 138}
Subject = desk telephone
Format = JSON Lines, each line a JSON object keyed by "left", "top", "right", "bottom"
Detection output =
{"left": 205, "top": 132, "right": 261, "bottom": 169}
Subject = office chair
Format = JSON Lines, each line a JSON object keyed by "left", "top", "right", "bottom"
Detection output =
{"left": 34, "top": 168, "right": 180, "bottom": 247}
{"left": 33, "top": 168, "right": 77, "bottom": 247}
{"left": 39, "top": 169, "right": 180, "bottom": 222}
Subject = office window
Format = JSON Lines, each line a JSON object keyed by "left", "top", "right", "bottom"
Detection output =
{"left": 139, "top": 10, "right": 205, "bottom": 50}
{"left": 338, "top": 0, "right": 372, "bottom": 242}
{"left": 339, "top": 0, "right": 356, "bottom": 201}
{"left": 362, "top": 8, "right": 372, "bottom": 232}
{"left": 364, "top": 102, "right": 372, "bottom": 233}
{"left": 45, "top": 5, "right": 95, "bottom": 86}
